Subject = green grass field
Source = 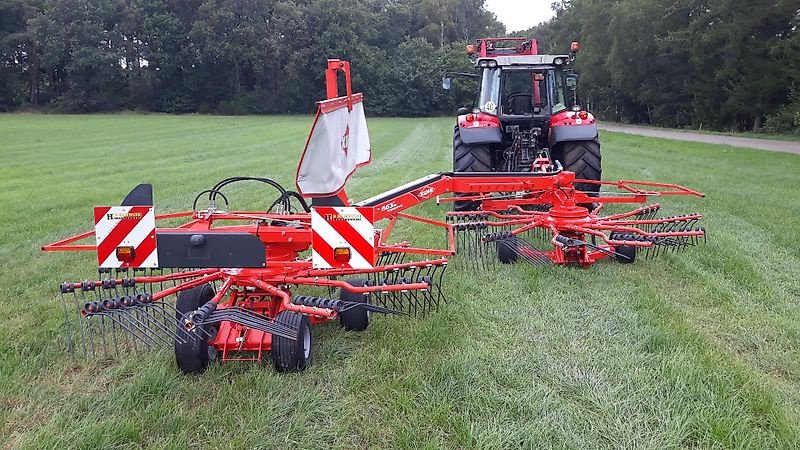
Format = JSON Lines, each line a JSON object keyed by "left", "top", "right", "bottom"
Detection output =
{"left": 1, "top": 114, "right": 799, "bottom": 449}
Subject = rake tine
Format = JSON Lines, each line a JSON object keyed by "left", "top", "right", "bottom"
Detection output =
{"left": 133, "top": 304, "right": 191, "bottom": 344}
{"left": 60, "top": 283, "right": 80, "bottom": 359}
{"left": 104, "top": 311, "right": 168, "bottom": 348}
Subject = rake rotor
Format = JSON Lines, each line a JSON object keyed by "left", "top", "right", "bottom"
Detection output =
{"left": 444, "top": 177, "right": 706, "bottom": 268}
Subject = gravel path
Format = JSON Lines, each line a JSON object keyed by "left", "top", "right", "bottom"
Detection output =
{"left": 598, "top": 123, "right": 800, "bottom": 155}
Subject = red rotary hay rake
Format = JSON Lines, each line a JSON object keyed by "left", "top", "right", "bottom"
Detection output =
{"left": 43, "top": 60, "right": 706, "bottom": 374}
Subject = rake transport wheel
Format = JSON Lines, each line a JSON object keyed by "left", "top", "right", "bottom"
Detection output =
{"left": 496, "top": 240, "right": 518, "bottom": 264}
{"left": 610, "top": 232, "right": 636, "bottom": 264}
{"left": 339, "top": 278, "right": 370, "bottom": 331}
{"left": 272, "top": 311, "right": 313, "bottom": 372}
{"left": 553, "top": 139, "right": 602, "bottom": 196}
{"left": 175, "top": 283, "right": 216, "bottom": 374}
{"left": 453, "top": 126, "right": 492, "bottom": 211}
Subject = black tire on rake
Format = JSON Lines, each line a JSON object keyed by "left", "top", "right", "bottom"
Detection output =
{"left": 175, "top": 284, "right": 216, "bottom": 374}
{"left": 272, "top": 311, "right": 313, "bottom": 373}
{"left": 496, "top": 240, "right": 518, "bottom": 264}
{"left": 339, "top": 278, "right": 370, "bottom": 332}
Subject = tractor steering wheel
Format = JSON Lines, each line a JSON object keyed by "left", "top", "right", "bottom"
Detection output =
{"left": 506, "top": 93, "right": 533, "bottom": 115}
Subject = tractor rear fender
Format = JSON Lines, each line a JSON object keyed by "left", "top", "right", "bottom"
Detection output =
{"left": 457, "top": 112, "right": 502, "bottom": 145}
{"left": 548, "top": 123, "right": 599, "bottom": 147}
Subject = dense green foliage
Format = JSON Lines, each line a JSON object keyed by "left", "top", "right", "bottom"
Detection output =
{"left": 2, "top": 0, "right": 799, "bottom": 132}
{"left": 0, "top": 0, "right": 500, "bottom": 114}
{"left": 527, "top": 1, "right": 800, "bottom": 132}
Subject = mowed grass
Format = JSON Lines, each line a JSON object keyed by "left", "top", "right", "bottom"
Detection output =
{"left": 1, "top": 114, "right": 799, "bottom": 449}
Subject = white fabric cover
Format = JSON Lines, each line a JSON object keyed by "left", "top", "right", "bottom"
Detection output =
{"left": 296, "top": 101, "right": 371, "bottom": 196}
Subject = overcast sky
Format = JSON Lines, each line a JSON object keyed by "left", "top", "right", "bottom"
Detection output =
{"left": 484, "top": 0, "right": 556, "bottom": 32}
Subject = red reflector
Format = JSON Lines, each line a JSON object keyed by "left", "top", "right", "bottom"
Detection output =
{"left": 333, "top": 247, "right": 351, "bottom": 263}
{"left": 465, "top": 114, "right": 475, "bottom": 122}
{"left": 116, "top": 246, "right": 135, "bottom": 262}
{"left": 578, "top": 111, "right": 589, "bottom": 120}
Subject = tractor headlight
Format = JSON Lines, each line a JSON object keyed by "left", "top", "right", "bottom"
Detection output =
{"left": 487, "top": 60, "right": 498, "bottom": 68}
{"left": 478, "top": 60, "right": 489, "bottom": 68}
{"left": 554, "top": 58, "right": 565, "bottom": 66}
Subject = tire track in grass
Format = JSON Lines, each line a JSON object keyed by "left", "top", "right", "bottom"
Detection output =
{"left": 346, "top": 119, "right": 449, "bottom": 199}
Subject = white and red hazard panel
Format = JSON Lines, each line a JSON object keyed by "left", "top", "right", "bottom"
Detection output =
{"left": 93, "top": 206, "right": 158, "bottom": 268}
{"left": 311, "top": 206, "right": 375, "bottom": 269}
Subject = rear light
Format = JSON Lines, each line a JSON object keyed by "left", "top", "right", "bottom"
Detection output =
{"left": 465, "top": 114, "right": 475, "bottom": 122}
{"left": 116, "top": 246, "right": 135, "bottom": 262}
{"left": 578, "top": 111, "right": 589, "bottom": 120}
{"left": 333, "top": 247, "right": 351, "bottom": 263}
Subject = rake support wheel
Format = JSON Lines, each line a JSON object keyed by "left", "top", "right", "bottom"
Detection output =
{"left": 453, "top": 126, "right": 492, "bottom": 211}
{"left": 272, "top": 311, "right": 312, "bottom": 372}
{"left": 175, "top": 284, "right": 216, "bottom": 374}
{"left": 614, "top": 245, "right": 637, "bottom": 264}
{"left": 339, "top": 278, "right": 370, "bottom": 331}
{"left": 496, "top": 240, "right": 518, "bottom": 264}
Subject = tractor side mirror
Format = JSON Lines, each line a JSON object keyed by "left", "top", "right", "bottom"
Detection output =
{"left": 457, "top": 107, "right": 470, "bottom": 115}
{"left": 442, "top": 77, "right": 452, "bottom": 90}
{"left": 566, "top": 74, "right": 579, "bottom": 90}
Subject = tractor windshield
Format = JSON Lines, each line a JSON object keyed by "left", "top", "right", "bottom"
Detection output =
{"left": 477, "top": 68, "right": 500, "bottom": 114}
{"left": 499, "top": 69, "right": 550, "bottom": 115}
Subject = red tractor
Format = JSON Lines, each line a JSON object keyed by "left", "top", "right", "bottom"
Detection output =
{"left": 443, "top": 38, "right": 600, "bottom": 211}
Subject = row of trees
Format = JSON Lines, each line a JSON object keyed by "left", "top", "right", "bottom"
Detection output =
{"left": 0, "top": 0, "right": 499, "bottom": 114}
{"left": 528, "top": 0, "right": 800, "bottom": 132}
{"left": 2, "top": 0, "right": 799, "bottom": 133}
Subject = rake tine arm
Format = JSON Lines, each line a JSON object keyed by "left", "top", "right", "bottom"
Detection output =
{"left": 60, "top": 268, "right": 220, "bottom": 293}
{"left": 596, "top": 204, "right": 662, "bottom": 221}
{"left": 508, "top": 219, "right": 547, "bottom": 237}
{"left": 597, "top": 213, "right": 703, "bottom": 227}
{"left": 305, "top": 259, "right": 449, "bottom": 277}
{"left": 283, "top": 276, "right": 430, "bottom": 295}
{"left": 584, "top": 224, "right": 706, "bottom": 239}
{"left": 150, "top": 271, "right": 225, "bottom": 301}
{"left": 576, "top": 179, "right": 705, "bottom": 198}
{"left": 507, "top": 205, "right": 549, "bottom": 216}
{"left": 338, "top": 301, "right": 409, "bottom": 316}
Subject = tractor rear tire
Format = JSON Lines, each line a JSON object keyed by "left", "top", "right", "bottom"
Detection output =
{"left": 175, "top": 284, "right": 216, "bottom": 374}
{"left": 339, "top": 278, "right": 370, "bottom": 332}
{"left": 453, "top": 126, "right": 492, "bottom": 211}
{"left": 554, "top": 140, "right": 602, "bottom": 196}
{"left": 272, "top": 311, "right": 313, "bottom": 373}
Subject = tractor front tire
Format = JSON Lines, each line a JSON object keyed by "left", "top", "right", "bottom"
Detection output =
{"left": 175, "top": 284, "right": 216, "bottom": 374}
{"left": 339, "top": 278, "right": 370, "bottom": 331}
{"left": 453, "top": 126, "right": 492, "bottom": 211}
{"left": 554, "top": 140, "right": 602, "bottom": 196}
{"left": 272, "top": 311, "right": 313, "bottom": 373}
